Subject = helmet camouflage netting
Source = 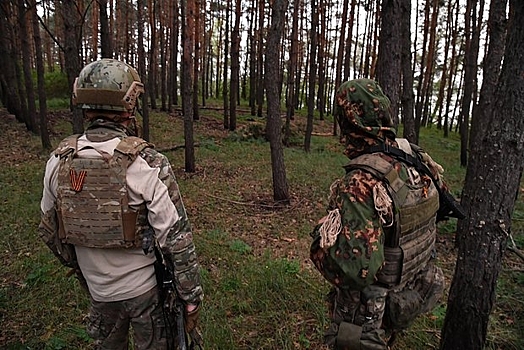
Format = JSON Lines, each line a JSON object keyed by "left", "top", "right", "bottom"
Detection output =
{"left": 335, "top": 79, "right": 396, "bottom": 138}
{"left": 73, "top": 58, "right": 144, "bottom": 113}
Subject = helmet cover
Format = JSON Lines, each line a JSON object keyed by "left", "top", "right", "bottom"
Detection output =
{"left": 335, "top": 79, "right": 396, "bottom": 138}
{"left": 73, "top": 59, "right": 144, "bottom": 113}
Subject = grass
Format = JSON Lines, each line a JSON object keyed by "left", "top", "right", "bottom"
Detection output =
{"left": 0, "top": 107, "right": 522, "bottom": 349}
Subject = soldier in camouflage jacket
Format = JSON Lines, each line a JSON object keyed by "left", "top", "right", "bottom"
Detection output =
{"left": 39, "top": 59, "right": 203, "bottom": 349}
{"left": 311, "top": 79, "right": 452, "bottom": 349}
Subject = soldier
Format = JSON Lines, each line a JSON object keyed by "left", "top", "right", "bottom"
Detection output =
{"left": 310, "top": 79, "right": 463, "bottom": 349}
{"left": 39, "top": 58, "right": 203, "bottom": 349}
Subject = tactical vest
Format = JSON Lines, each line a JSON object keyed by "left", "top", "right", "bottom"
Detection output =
{"left": 344, "top": 143, "right": 439, "bottom": 289}
{"left": 55, "top": 135, "right": 151, "bottom": 249}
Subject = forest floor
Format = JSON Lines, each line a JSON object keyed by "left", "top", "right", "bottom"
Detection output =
{"left": 1, "top": 106, "right": 523, "bottom": 349}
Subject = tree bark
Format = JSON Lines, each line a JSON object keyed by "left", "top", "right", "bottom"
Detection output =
{"left": 229, "top": 0, "right": 241, "bottom": 131}
{"left": 18, "top": 0, "right": 38, "bottom": 133}
{"left": 222, "top": 0, "right": 230, "bottom": 129}
{"left": 459, "top": 0, "right": 481, "bottom": 167}
{"left": 304, "top": 0, "right": 318, "bottom": 153}
{"left": 441, "top": 1, "right": 521, "bottom": 348}
{"left": 0, "top": 3, "right": 23, "bottom": 122}
{"left": 284, "top": 0, "right": 300, "bottom": 145}
{"left": 265, "top": 0, "right": 290, "bottom": 204}
{"left": 61, "top": 0, "right": 83, "bottom": 134}
{"left": 137, "top": 0, "right": 150, "bottom": 141}
{"left": 99, "top": 0, "right": 112, "bottom": 58}
{"left": 376, "top": 0, "right": 402, "bottom": 127}
{"left": 31, "top": 0, "right": 51, "bottom": 149}
{"left": 182, "top": 0, "right": 196, "bottom": 173}
{"left": 400, "top": 0, "right": 416, "bottom": 143}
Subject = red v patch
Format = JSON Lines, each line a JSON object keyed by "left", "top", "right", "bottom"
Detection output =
{"left": 70, "top": 169, "right": 87, "bottom": 192}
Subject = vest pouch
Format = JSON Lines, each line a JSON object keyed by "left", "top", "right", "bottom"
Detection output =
{"left": 122, "top": 209, "right": 138, "bottom": 243}
{"left": 415, "top": 264, "right": 445, "bottom": 314}
{"left": 376, "top": 247, "right": 403, "bottom": 286}
{"left": 385, "top": 289, "right": 422, "bottom": 330}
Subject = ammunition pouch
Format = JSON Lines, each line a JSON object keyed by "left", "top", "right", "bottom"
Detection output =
{"left": 385, "top": 289, "right": 423, "bottom": 330}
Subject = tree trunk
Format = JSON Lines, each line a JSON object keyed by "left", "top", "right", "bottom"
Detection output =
{"left": 148, "top": 0, "right": 158, "bottom": 110}
{"left": 0, "top": 4, "right": 23, "bottom": 122}
{"left": 170, "top": 0, "right": 179, "bottom": 107}
{"left": 61, "top": 0, "right": 83, "bottom": 134}
{"left": 414, "top": 0, "right": 430, "bottom": 136}
{"left": 376, "top": 0, "right": 402, "bottom": 127}
{"left": 400, "top": 0, "right": 416, "bottom": 143}
{"left": 137, "top": 0, "right": 150, "bottom": 141}
{"left": 248, "top": 0, "right": 256, "bottom": 115}
{"left": 99, "top": 0, "right": 113, "bottom": 58}
{"left": 304, "top": 0, "right": 318, "bottom": 153}
{"left": 256, "top": 0, "right": 265, "bottom": 118}
{"left": 182, "top": 0, "right": 196, "bottom": 173}
{"left": 333, "top": 0, "right": 349, "bottom": 135}
{"left": 31, "top": 0, "right": 51, "bottom": 149}
{"left": 18, "top": 0, "right": 38, "bottom": 133}
{"left": 459, "top": 0, "right": 481, "bottom": 167}
{"left": 160, "top": 17, "right": 167, "bottom": 111}
{"left": 440, "top": 1, "right": 522, "bottom": 348}
{"left": 420, "top": 0, "right": 440, "bottom": 127}
{"left": 229, "top": 0, "right": 241, "bottom": 131}
{"left": 316, "top": 2, "right": 326, "bottom": 120}
{"left": 284, "top": 0, "right": 300, "bottom": 145}
{"left": 435, "top": 0, "right": 453, "bottom": 131}
{"left": 223, "top": 0, "right": 230, "bottom": 129}
{"left": 444, "top": 0, "right": 461, "bottom": 138}
{"left": 265, "top": 0, "right": 290, "bottom": 204}
{"left": 192, "top": 0, "right": 200, "bottom": 121}
{"left": 469, "top": 0, "right": 498, "bottom": 152}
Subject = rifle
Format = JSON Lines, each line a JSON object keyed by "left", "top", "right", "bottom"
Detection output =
{"left": 147, "top": 230, "right": 203, "bottom": 350}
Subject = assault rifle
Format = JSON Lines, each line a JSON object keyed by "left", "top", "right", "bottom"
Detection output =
{"left": 145, "top": 229, "right": 203, "bottom": 350}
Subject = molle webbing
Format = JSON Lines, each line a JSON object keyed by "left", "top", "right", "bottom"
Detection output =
{"left": 345, "top": 152, "right": 439, "bottom": 288}
{"left": 55, "top": 136, "right": 150, "bottom": 249}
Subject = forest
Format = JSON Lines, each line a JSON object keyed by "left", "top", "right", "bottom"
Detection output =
{"left": 1, "top": 0, "right": 524, "bottom": 349}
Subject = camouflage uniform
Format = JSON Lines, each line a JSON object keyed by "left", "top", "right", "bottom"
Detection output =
{"left": 39, "top": 59, "right": 203, "bottom": 349}
{"left": 310, "top": 79, "right": 447, "bottom": 349}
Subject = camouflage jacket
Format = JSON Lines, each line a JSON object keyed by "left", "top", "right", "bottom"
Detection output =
{"left": 310, "top": 143, "right": 439, "bottom": 291}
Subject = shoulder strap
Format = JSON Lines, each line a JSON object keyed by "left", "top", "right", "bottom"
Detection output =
{"left": 345, "top": 154, "right": 409, "bottom": 203}
{"left": 365, "top": 143, "right": 466, "bottom": 221}
{"left": 54, "top": 134, "right": 81, "bottom": 159}
{"left": 115, "top": 136, "right": 153, "bottom": 162}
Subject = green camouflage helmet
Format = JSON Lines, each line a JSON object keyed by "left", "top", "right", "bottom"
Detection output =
{"left": 73, "top": 59, "right": 144, "bottom": 113}
{"left": 335, "top": 79, "right": 396, "bottom": 137}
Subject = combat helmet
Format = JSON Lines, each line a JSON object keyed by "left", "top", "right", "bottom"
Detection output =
{"left": 73, "top": 59, "right": 144, "bottom": 114}
{"left": 335, "top": 79, "right": 396, "bottom": 138}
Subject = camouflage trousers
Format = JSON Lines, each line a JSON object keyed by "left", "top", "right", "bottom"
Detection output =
{"left": 324, "top": 285, "right": 390, "bottom": 350}
{"left": 86, "top": 286, "right": 172, "bottom": 350}
{"left": 324, "top": 264, "right": 445, "bottom": 350}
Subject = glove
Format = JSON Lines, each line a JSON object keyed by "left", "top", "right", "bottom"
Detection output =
{"left": 184, "top": 303, "right": 200, "bottom": 333}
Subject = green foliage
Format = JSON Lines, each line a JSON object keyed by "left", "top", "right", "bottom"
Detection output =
{"left": 229, "top": 239, "right": 252, "bottom": 254}
{"left": 1, "top": 110, "right": 523, "bottom": 350}
{"left": 43, "top": 69, "right": 70, "bottom": 100}
{"left": 46, "top": 98, "right": 71, "bottom": 109}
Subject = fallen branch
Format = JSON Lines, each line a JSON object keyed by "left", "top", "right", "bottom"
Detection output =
{"left": 157, "top": 143, "right": 200, "bottom": 152}
{"left": 507, "top": 245, "right": 524, "bottom": 261}
{"left": 507, "top": 232, "right": 524, "bottom": 261}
